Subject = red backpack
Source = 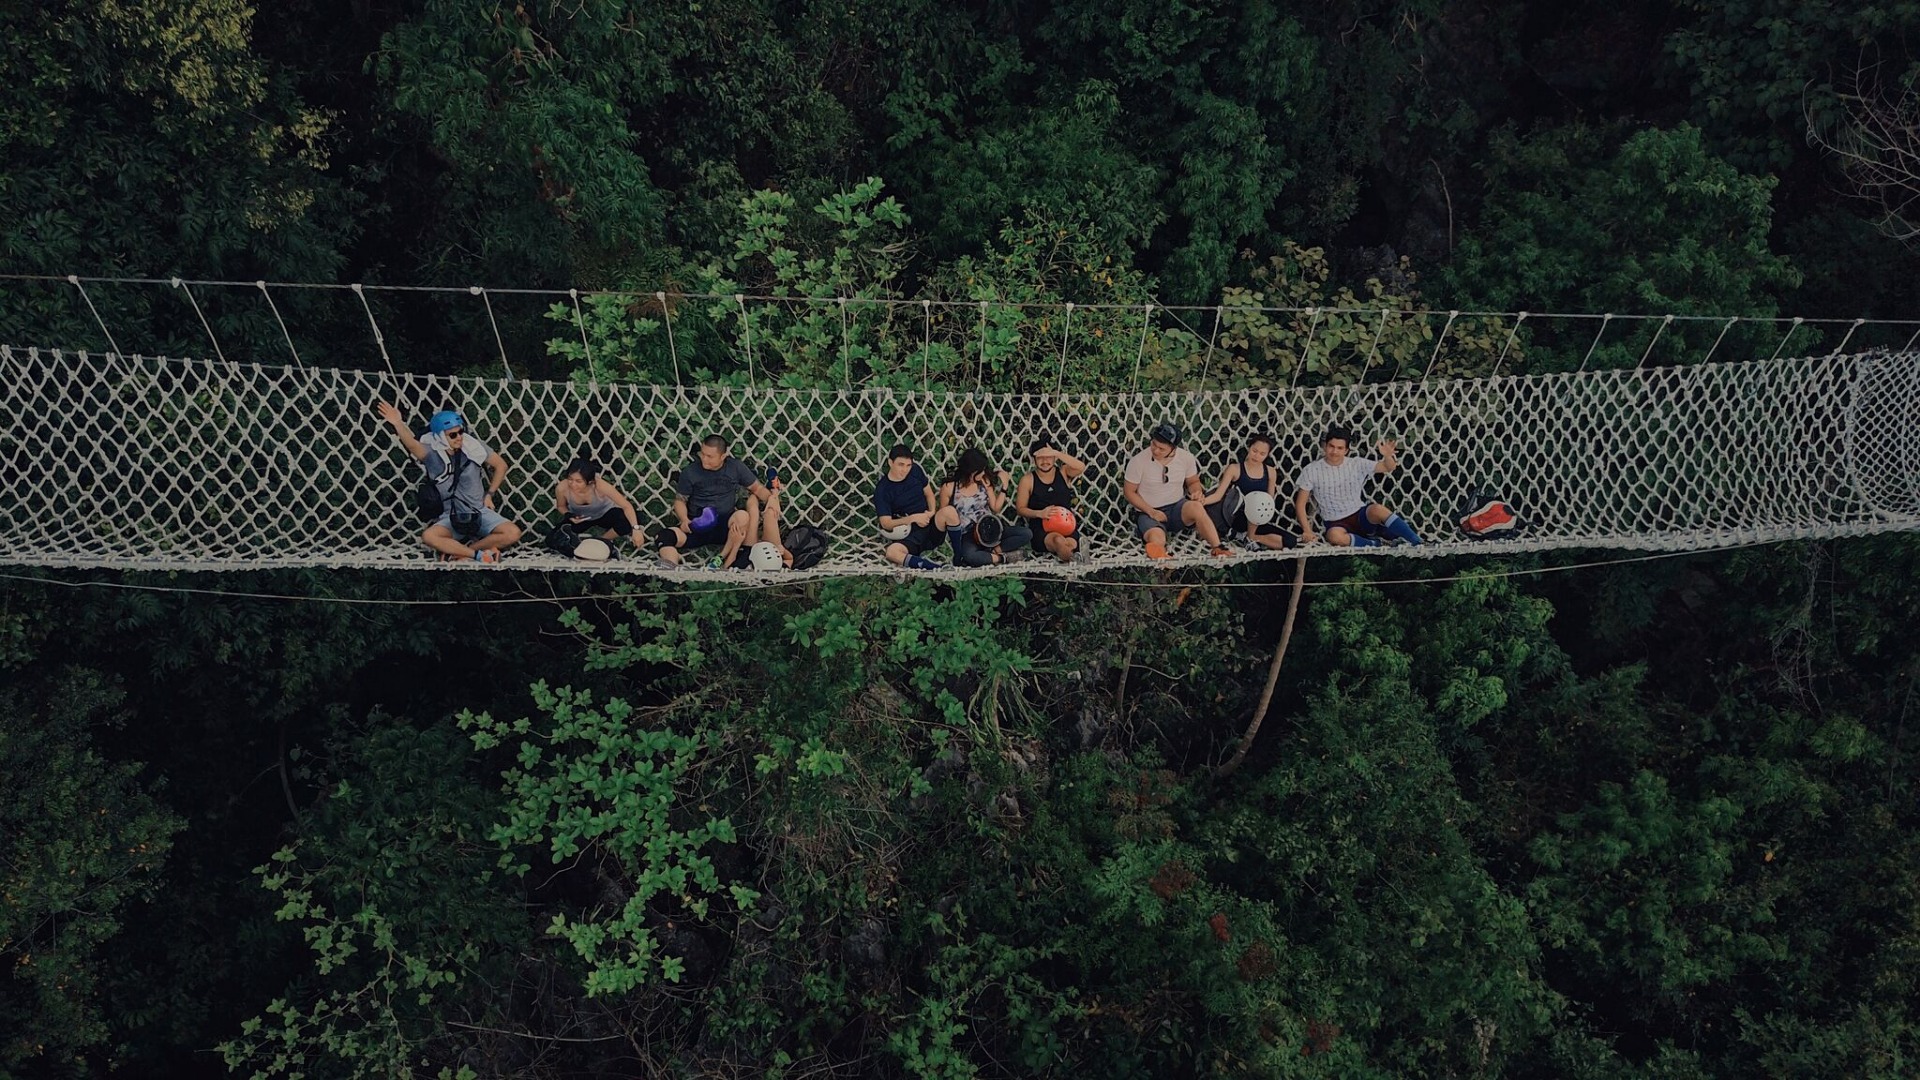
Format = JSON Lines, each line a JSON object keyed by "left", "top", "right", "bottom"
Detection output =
{"left": 1457, "top": 491, "right": 1524, "bottom": 539}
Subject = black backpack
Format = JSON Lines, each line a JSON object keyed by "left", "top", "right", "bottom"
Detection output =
{"left": 414, "top": 445, "right": 468, "bottom": 520}
{"left": 415, "top": 470, "right": 445, "bottom": 520}
{"left": 783, "top": 524, "right": 830, "bottom": 570}
{"left": 542, "top": 523, "right": 584, "bottom": 557}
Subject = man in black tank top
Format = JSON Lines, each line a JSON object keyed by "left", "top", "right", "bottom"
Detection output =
{"left": 1014, "top": 436, "right": 1089, "bottom": 564}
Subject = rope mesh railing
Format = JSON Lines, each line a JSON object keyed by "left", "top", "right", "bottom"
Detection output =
{"left": 1, "top": 344, "right": 1916, "bottom": 576}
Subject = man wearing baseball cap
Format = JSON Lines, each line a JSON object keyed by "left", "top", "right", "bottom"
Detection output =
{"left": 1122, "top": 422, "right": 1231, "bottom": 560}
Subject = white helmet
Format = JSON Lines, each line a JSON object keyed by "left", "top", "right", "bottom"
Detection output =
{"left": 573, "top": 537, "right": 612, "bottom": 562}
{"left": 749, "top": 542, "right": 784, "bottom": 571}
{"left": 1242, "top": 490, "right": 1278, "bottom": 526}
{"left": 880, "top": 522, "right": 912, "bottom": 542}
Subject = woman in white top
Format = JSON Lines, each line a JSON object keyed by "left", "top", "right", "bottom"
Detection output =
{"left": 555, "top": 456, "right": 647, "bottom": 552}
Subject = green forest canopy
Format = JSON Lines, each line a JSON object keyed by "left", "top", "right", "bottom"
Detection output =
{"left": 3, "top": 1, "right": 1919, "bottom": 1077}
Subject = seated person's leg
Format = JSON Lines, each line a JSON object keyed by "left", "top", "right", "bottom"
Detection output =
{"left": 952, "top": 531, "right": 992, "bottom": 567}
{"left": 716, "top": 507, "right": 751, "bottom": 565}
{"left": 1254, "top": 525, "right": 1292, "bottom": 550}
{"left": 591, "top": 508, "right": 643, "bottom": 546}
{"left": 471, "top": 510, "right": 520, "bottom": 551}
{"left": 1366, "top": 502, "right": 1422, "bottom": 544}
{"left": 1183, "top": 499, "right": 1222, "bottom": 546}
{"left": 1002, "top": 523, "right": 1033, "bottom": 554}
{"left": 1324, "top": 512, "right": 1375, "bottom": 548}
{"left": 422, "top": 522, "right": 474, "bottom": 560}
{"left": 898, "top": 526, "right": 944, "bottom": 570}
{"left": 760, "top": 489, "right": 783, "bottom": 548}
{"left": 885, "top": 541, "right": 909, "bottom": 566}
{"left": 1134, "top": 511, "right": 1168, "bottom": 552}
{"left": 656, "top": 523, "right": 691, "bottom": 565}
{"left": 1158, "top": 501, "right": 1193, "bottom": 539}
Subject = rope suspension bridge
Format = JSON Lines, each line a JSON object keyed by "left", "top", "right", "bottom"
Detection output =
{"left": 2, "top": 274, "right": 1918, "bottom": 577}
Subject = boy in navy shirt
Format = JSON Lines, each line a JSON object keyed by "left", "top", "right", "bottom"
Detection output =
{"left": 874, "top": 444, "right": 945, "bottom": 570}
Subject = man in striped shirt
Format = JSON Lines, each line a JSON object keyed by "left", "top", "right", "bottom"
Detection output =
{"left": 1293, "top": 425, "right": 1422, "bottom": 547}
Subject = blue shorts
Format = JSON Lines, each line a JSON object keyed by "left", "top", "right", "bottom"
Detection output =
{"left": 1134, "top": 500, "right": 1190, "bottom": 538}
{"left": 435, "top": 507, "right": 511, "bottom": 542}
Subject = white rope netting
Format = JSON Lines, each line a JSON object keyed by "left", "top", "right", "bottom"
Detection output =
{"left": 1, "top": 343, "right": 1916, "bottom": 576}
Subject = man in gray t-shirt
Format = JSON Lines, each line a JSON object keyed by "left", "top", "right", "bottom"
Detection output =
{"left": 658, "top": 434, "right": 777, "bottom": 567}
{"left": 376, "top": 402, "right": 523, "bottom": 563}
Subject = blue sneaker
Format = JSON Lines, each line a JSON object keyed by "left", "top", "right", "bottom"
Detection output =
{"left": 905, "top": 554, "right": 944, "bottom": 570}
{"left": 765, "top": 464, "right": 782, "bottom": 490}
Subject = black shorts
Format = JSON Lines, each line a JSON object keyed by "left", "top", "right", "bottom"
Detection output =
{"left": 1208, "top": 503, "right": 1294, "bottom": 546}
{"left": 658, "top": 514, "right": 733, "bottom": 551}
{"left": 898, "top": 522, "right": 945, "bottom": 556}
{"left": 570, "top": 508, "right": 634, "bottom": 534}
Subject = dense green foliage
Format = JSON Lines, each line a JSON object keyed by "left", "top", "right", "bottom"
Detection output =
{"left": 4, "top": 1, "right": 1920, "bottom": 1078}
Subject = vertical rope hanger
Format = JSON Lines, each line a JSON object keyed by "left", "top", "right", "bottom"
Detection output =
{"left": 1767, "top": 317, "right": 1805, "bottom": 362}
{"left": 256, "top": 281, "right": 302, "bottom": 366}
{"left": 838, "top": 296, "right": 852, "bottom": 389}
{"left": 1489, "top": 312, "right": 1527, "bottom": 378}
{"left": 171, "top": 278, "right": 227, "bottom": 365}
{"left": 920, "top": 299, "right": 932, "bottom": 391}
{"left": 1830, "top": 318, "right": 1866, "bottom": 356}
{"left": 1196, "top": 305, "right": 1223, "bottom": 390}
{"left": 1636, "top": 314, "right": 1675, "bottom": 369}
{"left": 1576, "top": 313, "right": 1614, "bottom": 373}
{"left": 1365, "top": 307, "right": 1390, "bottom": 370}
{"left": 1129, "top": 302, "right": 1153, "bottom": 391}
{"left": 977, "top": 300, "right": 989, "bottom": 393}
{"left": 469, "top": 286, "right": 515, "bottom": 380}
{"left": 67, "top": 275, "right": 124, "bottom": 360}
{"left": 1421, "top": 310, "right": 1460, "bottom": 380}
{"left": 349, "top": 283, "right": 397, "bottom": 378}
{"left": 1054, "top": 302, "right": 1075, "bottom": 394}
{"left": 1290, "top": 307, "right": 1322, "bottom": 390}
{"left": 657, "top": 292, "right": 681, "bottom": 386}
{"left": 1701, "top": 316, "right": 1738, "bottom": 365}
{"left": 736, "top": 294, "right": 755, "bottom": 390}
{"left": 567, "top": 289, "right": 595, "bottom": 370}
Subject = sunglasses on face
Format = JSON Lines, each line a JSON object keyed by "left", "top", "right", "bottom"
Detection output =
{"left": 444, "top": 428, "right": 464, "bottom": 438}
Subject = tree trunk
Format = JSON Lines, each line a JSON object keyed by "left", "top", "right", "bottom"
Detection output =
{"left": 1216, "top": 557, "right": 1306, "bottom": 779}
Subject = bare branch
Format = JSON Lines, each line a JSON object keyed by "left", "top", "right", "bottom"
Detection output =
{"left": 1807, "top": 59, "right": 1920, "bottom": 245}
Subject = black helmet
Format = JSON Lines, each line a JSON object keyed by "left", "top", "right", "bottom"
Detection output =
{"left": 1150, "top": 421, "right": 1182, "bottom": 447}
{"left": 973, "top": 515, "right": 1005, "bottom": 548}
